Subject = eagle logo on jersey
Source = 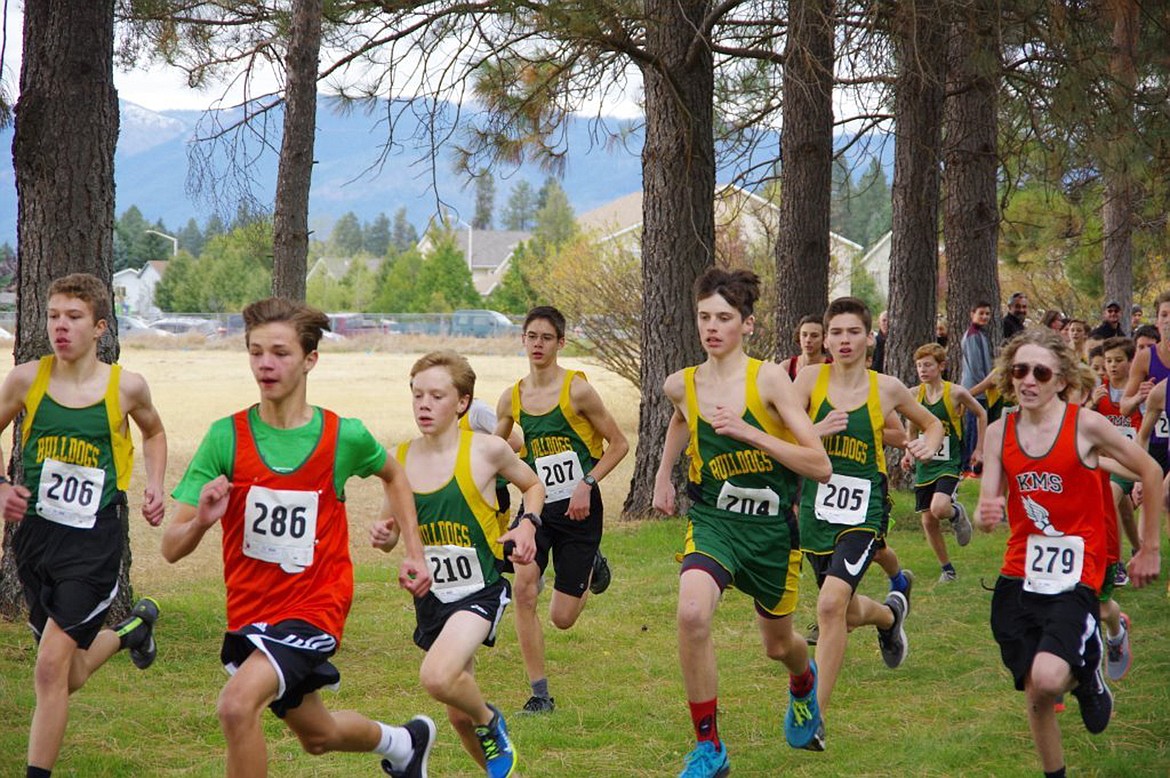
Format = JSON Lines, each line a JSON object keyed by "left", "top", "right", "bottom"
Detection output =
{"left": 1022, "top": 494, "right": 1063, "bottom": 537}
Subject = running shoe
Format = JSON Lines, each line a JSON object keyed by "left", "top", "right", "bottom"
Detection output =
{"left": 1114, "top": 565, "right": 1130, "bottom": 587}
{"left": 1106, "top": 613, "right": 1132, "bottom": 682}
{"left": 114, "top": 597, "right": 160, "bottom": 670}
{"left": 889, "top": 569, "right": 915, "bottom": 615}
{"left": 784, "top": 660, "right": 825, "bottom": 751}
{"left": 380, "top": 715, "right": 436, "bottom": 778}
{"left": 938, "top": 568, "right": 958, "bottom": 583}
{"left": 805, "top": 621, "right": 819, "bottom": 646}
{"left": 1071, "top": 667, "right": 1113, "bottom": 734}
{"left": 590, "top": 550, "right": 612, "bottom": 595}
{"left": 951, "top": 500, "right": 973, "bottom": 547}
{"left": 877, "top": 590, "right": 908, "bottom": 669}
{"left": 678, "top": 740, "right": 730, "bottom": 778}
{"left": 475, "top": 703, "right": 517, "bottom": 778}
{"left": 520, "top": 695, "right": 556, "bottom": 714}
{"left": 1054, "top": 695, "right": 1066, "bottom": 713}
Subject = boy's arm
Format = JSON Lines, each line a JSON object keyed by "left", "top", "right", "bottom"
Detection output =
{"left": 161, "top": 476, "right": 229, "bottom": 563}
{"left": 123, "top": 370, "right": 167, "bottom": 526}
{"left": 493, "top": 438, "right": 544, "bottom": 565}
{"left": 493, "top": 387, "right": 515, "bottom": 440}
{"left": 954, "top": 384, "right": 988, "bottom": 467}
{"left": 1136, "top": 382, "right": 1165, "bottom": 450}
{"left": 969, "top": 369, "right": 998, "bottom": 399}
{"left": 654, "top": 407, "right": 689, "bottom": 516}
{"left": 372, "top": 453, "right": 431, "bottom": 598}
{"left": 889, "top": 379, "right": 944, "bottom": 460}
{"left": 976, "top": 420, "right": 1007, "bottom": 531}
{"left": 0, "top": 363, "right": 36, "bottom": 521}
{"left": 567, "top": 377, "right": 630, "bottom": 519}
{"left": 1119, "top": 348, "right": 1152, "bottom": 416}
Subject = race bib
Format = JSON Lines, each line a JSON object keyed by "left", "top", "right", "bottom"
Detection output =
{"left": 1023, "top": 534, "right": 1085, "bottom": 595}
{"left": 426, "top": 545, "right": 486, "bottom": 604}
{"left": 716, "top": 481, "right": 780, "bottom": 517}
{"left": 922, "top": 433, "right": 951, "bottom": 462}
{"left": 535, "top": 449, "right": 583, "bottom": 503}
{"left": 243, "top": 486, "right": 319, "bottom": 573}
{"left": 36, "top": 458, "right": 105, "bottom": 529}
{"left": 1155, "top": 412, "right": 1170, "bottom": 439}
{"left": 814, "top": 474, "right": 871, "bottom": 526}
{"left": 1118, "top": 425, "right": 1138, "bottom": 440}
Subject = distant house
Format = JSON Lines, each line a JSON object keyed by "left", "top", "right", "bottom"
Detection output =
{"left": 831, "top": 230, "right": 892, "bottom": 300}
{"left": 577, "top": 186, "right": 864, "bottom": 289}
{"left": 417, "top": 227, "right": 532, "bottom": 296}
{"left": 113, "top": 260, "right": 167, "bottom": 316}
{"left": 305, "top": 255, "right": 382, "bottom": 283}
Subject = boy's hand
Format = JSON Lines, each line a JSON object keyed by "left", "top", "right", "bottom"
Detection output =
{"left": 0, "top": 482, "right": 30, "bottom": 522}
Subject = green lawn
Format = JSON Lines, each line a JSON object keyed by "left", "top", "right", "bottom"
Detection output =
{"left": 2, "top": 482, "right": 1168, "bottom": 776}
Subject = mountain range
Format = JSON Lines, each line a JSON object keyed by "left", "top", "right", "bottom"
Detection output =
{"left": 0, "top": 99, "right": 890, "bottom": 248}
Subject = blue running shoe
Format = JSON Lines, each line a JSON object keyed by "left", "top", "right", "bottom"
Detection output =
{"left": 785, "top": 660, "right": 825, "bottom": 751}
{"left": 678, "top": 740, "right": 730, "bottom": 778}
{"left": 475, "top": 703, "right": 517, "bottom": 778}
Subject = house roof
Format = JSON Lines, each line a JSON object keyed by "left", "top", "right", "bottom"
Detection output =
{"left": 452, "top": 228, "right": 532, "bottom": 270}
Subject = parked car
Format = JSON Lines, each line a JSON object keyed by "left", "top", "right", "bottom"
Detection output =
{"left": 326, "top": 313, "right": 382, "bottom": 338}
{"left": 150, "top": 316, "right": 219, "bottom": 337}
{"left": 450, "top": 309, "right": 520, "bottom": 338}
{"left": 117, "top": 315, "right": 172, "bottom": 339}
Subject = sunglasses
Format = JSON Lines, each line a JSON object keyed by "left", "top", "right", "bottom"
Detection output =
{"left": 1010, "top": 363, "right": 1058, "bottom": 383}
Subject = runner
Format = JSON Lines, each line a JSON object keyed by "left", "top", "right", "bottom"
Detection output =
{"left": 1120, "top": 291, "right": 1170, "bottom": 473}
{"left": 374, "top": 350, "right": 544, "bottom": 778}
{"left": 781, "top": 315, "right": 832, "bottom": 379}
{"left": 792, "top": 296, "right": 944, "bottom": 722}
{"left": 901, "top": 343, "right": 986, "bottom": 582}
{"left": 494, "top": 306, "right": 629, "bottom": 714}
{"left": 1093, "top": 337, "right": 1143, "bottom": 574}
{"left": 161, "top": 298, "right": 434, "bottom": 778}
{"left": 0, "top": 273, "right": 166, "bottom": 778}
{"left": 653, "top": 267, "right": 831, "bottom": 775}
{"left": 977, "top": 328, "right": 1161, "bottom": 777}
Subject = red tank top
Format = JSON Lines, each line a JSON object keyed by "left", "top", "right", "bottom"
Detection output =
{"left": 222, "top": 408, "right": 352, "bottom": 640}
{"left": 1097, "top": 469, "right": 1120, "bottom": 565}
{"left": 1093, "top": 388, "right": 1142, "bottom": 439}
{"left": 1001, "top": 404, "right": 1108, "bottom": 593}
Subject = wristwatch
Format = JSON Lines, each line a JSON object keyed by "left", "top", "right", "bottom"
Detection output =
{"left": 583, "top": 474, "right": 598, "bottom": 489}
{"left": 510, "top": 511, "right": 542, "bottom": 530}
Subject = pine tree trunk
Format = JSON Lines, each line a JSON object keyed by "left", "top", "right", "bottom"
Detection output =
{"left": 623, "top": 0, "right": 714, "bottom": 518}
{"left": 2, "top": 0, "right": 126, "bottom": 620}
{"left": 887, "top": 0, "right": 948, "bottom": 387}
{"left": 272, "top": 0, "right": 322, "bottom": 302}
{"left": 775, "top": 0, "right": 834, "bottom": 353}
{"left": 943, "top": 2, "right": 1001, "bottom": 369}
{"left": 1101, "top": 0, "right": 1138, "bottom": 320}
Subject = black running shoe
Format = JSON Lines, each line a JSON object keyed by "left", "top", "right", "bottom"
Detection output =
{"left": 114, "top": 597, "right": 160, "bottom": 670}
{"left": 589, "top": 550, "right": 611, "bottom": 595}
{"left": 520, "top": 695, "right": 556, "bottom": 714}
{"left": 380, "top": 715, "right": 436, "bottom": 778}
{"left": 1071, "top": 667, "right": 1113, "bottom": 735}
{"left": 877, "top": 591, "right": 908, "bottom": 669}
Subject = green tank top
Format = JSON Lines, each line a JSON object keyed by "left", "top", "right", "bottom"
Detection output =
{"left": 684, "top": 359, "right": 798, "bottom": 523}
{"left": 913, "top": 382, "right": 963, "bottom": 486}
{"left": 513, "top": 370, "right": 603, "bottom": 504}
{"left": 799, "top": 365, "right": 887, "bottom": 552}
{"left": 398, "top": 430, "right": 501, "bottom": 603}
{"left": 22, "top": 359, "right": 130, "bottom": 526}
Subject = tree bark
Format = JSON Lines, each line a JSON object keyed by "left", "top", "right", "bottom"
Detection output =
{"left": 774, "top": 0, "right": 835, "bottom": 355}
{"left": 3, "top": 0, "right": 126, "bottom": 619}
{"left": 886, "top": 0, "right": 948, "bottom": 387}
{"left": 272, "top": 0, "right": 323, "bottom": 302}
{"left": 623, "top": 0, "right": 715, "bottom": 518}
{"left": 943, "top": 0, "right": 1001, "bottom": 368}
{"left": 1100, "top": 0, "right": 1138, "bottom": 320}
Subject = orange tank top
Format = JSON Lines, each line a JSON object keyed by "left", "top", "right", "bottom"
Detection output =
{"left": 1001, "top": 404, "right": 1108, "bottom": 593}
{"left": 222, "top": 409, "right": 353, "bottom": 640}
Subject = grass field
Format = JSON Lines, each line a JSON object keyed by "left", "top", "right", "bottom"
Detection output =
{"left": 1, "top": 347, "right": 1168, "bottom": 776}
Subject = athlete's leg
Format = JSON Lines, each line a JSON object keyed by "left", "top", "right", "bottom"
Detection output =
{"left": 548, "top": 588, "right": 589, "bottom": 630}
{"left": 283, "top": 692, "right": 382, "bottom": 755}
{"left": 756, "top": 612, "right": 809, "bottom": 676}
{"left": 513, "top": 560, "right": 547, "bottom": 685}
{"left": 921, "top": 501, "right": 950, "bottom": 568}
{"left": 873, "top": 544, "right": 900, "bottom": 577}
{"left": 27, "top": 621, "right": 82, "bottom": 771}
{"left": 217, "top": 650, "right": 280, "bottom": 778}
{"left": 677, "top": 568, "right": 722, "bottom": 703}
{"left": 816, "top": 578, "right": 896, "bottom": 714}
{"left": 1113, "top": 483, "right": 1140, "bottom": 553}
{"left": 1025, "top": 653, "right": 1073, "bottom": 773}
{"left": 1100, "top": 597, "right": 1121, "bottom": 638}
{"left": 445, "top": 660, "right": 488, "bottom": 769}
{"left": 419, "top": 611, "right": 494, "bottom": 726}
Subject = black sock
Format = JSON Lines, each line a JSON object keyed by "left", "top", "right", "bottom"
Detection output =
{"left": 28, "top": 767, "right": 52, "bottom": 778}
{"left": 1044, "top": 768, "right": 1066, "bottom": 778}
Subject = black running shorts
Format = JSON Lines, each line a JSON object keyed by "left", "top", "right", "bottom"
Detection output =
{"left": 413, "top": 577, "right": 511, "bottom": 651}
{"left": 221, "top": 620, "right": 340, "bottom": 718}
{"left": 533, "top": 486, "right": 603, "bottom": 597}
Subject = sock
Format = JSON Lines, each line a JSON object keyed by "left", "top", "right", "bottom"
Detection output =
{"left": 27, "top": 768, "right": 51, "bottom": 778}
{"left": 941, "top": 563, "right": 956, "bottom": 574}
{"left": 890, "top": 570, "right": 909, "bottom": 592}
{"left": 374, "top": 722, "right": 413, "bottom": 766}
{"left": 789, "top": 667, "right": 814, "bottom": 698}
{"left": 531, "top": 677, "right": 551, "bottom": 700}
{"left": 1044, "top": 768, "right": 1066, "bottom": 778}
{"left": 1108, "top": 622, "right": 1126, "bottom": 643}
{"left": 688, "top": 698, "right": 719, "bottom": 747}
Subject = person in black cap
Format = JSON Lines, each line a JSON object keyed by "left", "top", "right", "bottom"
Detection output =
{"left": 1089, "top": 300, "right": 1126, "bottom": 340}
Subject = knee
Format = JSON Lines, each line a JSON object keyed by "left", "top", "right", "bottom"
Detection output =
{"left": 816, "top": 593, "right": 848, "bottom": 624}
{"left": 419, "top": 662, "right": 455, "bottom": 701}
{"left": 216, "top": 689, "right": 259, "bottom": 735}
{"left": 1028, "top": 666, "right": 1069, "bottom": 699}
{"left": 297, "top": 729, "right": 333, "bottom": 757}
{"left": 550, "top": 605, "right": 581, "bottom": 631}
{"left": 33, "top": 649, "right": 70, "bottom": 694}
{"left": 921, "top": 512, "right": 940, "bottom": 530}
{"left": 676, "top": 600, "right": 712, "bottom": 641}
{"left": 512, "top": 579, "right": 540, "bottom": 611}
{"left": 762, "top": 633, "right": 799, "bottom": 664}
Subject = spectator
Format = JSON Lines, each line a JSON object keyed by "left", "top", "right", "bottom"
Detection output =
{"left": 1066, "top": 318, "right": 1089, "bottom": 362}
{"left": 1131, "top": 304, "right": 1144, "bottom": 333}
{"left": 871, "top": 310, "right": 889, "bottom": 373}
{"left": 1134, "top": 323, "right": 1159, "bottom": 350}
{"left": 1002, "top": 292, "right": 1027, "bottom": 341}
{"left": 961, "top": 300, "right": 997, "bottom": 473}
{"left": 1040, "top": 309, "right": 1067, "bottom": 333}
{"left": 1089, "top": 300, "right": 1125, "bottom": 340}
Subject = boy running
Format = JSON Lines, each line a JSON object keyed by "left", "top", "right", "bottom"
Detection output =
{"left": 494, "top": 306, "right": 629, "bottom": 714}
{"left": 161, "top": 298, "right": 434, "bottom": 778}
{"left": 654, "top": 268, "right": 832, "bottom": 775}
{"left": 1121, "top": 291, "right": 1170, "bottom": 473}
{"left": 977, "top": 328, "right": 1161, "bottom": 777}
{"left": 374, "top": 350, "right": 544, "bottom": 778}
{"left": 791, "top": 297, "right": 943, "bottom": 724}
{"left": 0, "top": 273, "right": 166, "bottom": 778}
{"left": 901, "top": 343, "right": 986, "bottom": 582}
